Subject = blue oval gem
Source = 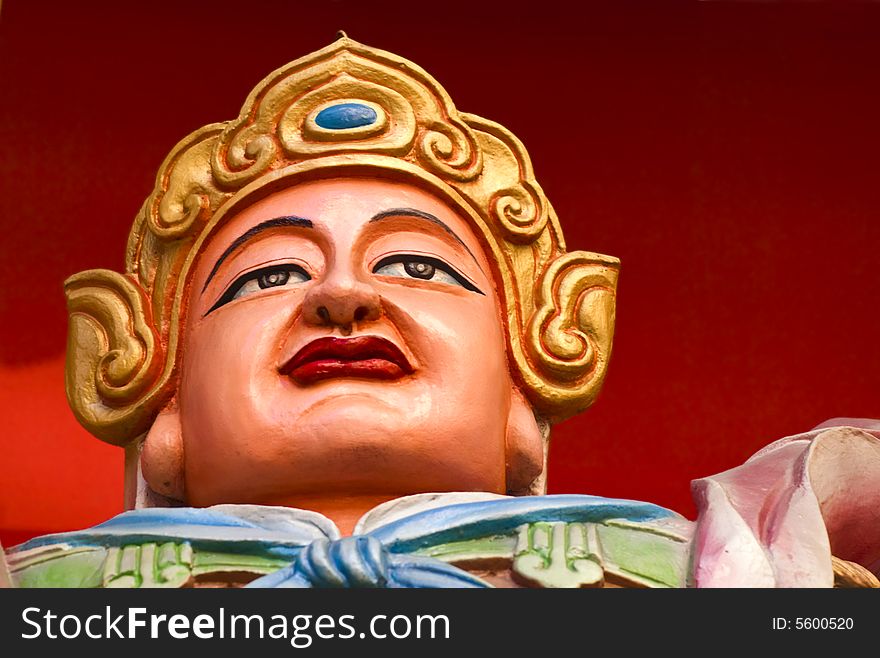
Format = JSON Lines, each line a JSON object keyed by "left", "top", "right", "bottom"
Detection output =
{"left": 314, "top": 103, "right": 377, "bottom": 130}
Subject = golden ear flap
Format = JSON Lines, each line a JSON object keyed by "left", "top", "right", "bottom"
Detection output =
{"left": 520, "top": 251, "right": 620, "bottom": 422}
{"left": 64, "top": 269, "right": 168, "bottom": 446}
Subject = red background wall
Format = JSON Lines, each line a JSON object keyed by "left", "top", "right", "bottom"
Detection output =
{"left": 1, "top": 1, "right": 878, "bottom": 546}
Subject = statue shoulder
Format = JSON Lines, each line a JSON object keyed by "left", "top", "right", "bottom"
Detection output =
{"left": 6, "top": 496, "right": 691, "bottom": 588}
{"left": 5, "top": 505, "right": 329, "bottom": 588}
{"left": 383, "top": 494, "right": 692, "bottom": 588}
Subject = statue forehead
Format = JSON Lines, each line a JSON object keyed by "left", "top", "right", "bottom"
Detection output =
{"left": 200, "top": 177, "right": 484, "bottom": 249}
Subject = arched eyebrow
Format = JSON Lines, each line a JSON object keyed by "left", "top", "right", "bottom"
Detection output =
{"left": 369, "top": 208, "right": 479, "bottom": 265}
{"left": 201, "top": 216, "right": 313, "bottom": 293}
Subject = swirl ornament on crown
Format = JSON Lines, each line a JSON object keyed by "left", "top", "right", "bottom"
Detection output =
{"left": 65, "top": 36, "right": 620, "bottom": 446}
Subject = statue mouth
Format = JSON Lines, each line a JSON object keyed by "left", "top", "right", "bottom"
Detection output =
{"left": 280, "top": 336, "right": 414, "bottom": 384}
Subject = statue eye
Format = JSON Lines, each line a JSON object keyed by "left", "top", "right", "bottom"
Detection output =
{"left": 257, "top": 270, "right": 291, "bottom": 288}
{"left": 206, "top": 264, "right": 311, "bottom": 315}
{"left": 403, "top": 260, "right": 435, "bottom": 280}
{"left": 373, "top": 255, "right": 483, "bottom": 294}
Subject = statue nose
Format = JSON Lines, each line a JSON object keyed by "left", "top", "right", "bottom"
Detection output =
{"left": 302, "top": 276, "right": 382, "bottom": 333}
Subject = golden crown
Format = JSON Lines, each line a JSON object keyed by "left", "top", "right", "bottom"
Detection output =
{"left": 65, "top": 36, "right": 620, "bottom": 446}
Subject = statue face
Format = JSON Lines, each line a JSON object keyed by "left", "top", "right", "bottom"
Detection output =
{"left": 165, "top": 177, "right": 540, "bottom": 506}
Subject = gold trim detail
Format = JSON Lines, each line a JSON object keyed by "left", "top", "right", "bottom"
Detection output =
{"left": 832, "top": 555, "right": 880, "bottom": 588}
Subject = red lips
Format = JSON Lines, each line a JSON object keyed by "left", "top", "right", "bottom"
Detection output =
{"left": 280, "top": 336, "right": 414, "bottom": 385}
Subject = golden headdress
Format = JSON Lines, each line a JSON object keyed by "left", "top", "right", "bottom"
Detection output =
{"left": 65, "top": 36, "right": 619, "bottom": 446}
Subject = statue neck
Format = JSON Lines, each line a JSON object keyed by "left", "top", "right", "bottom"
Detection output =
{"left": 272, "top": 494, "right": 403, "bottom": 536}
